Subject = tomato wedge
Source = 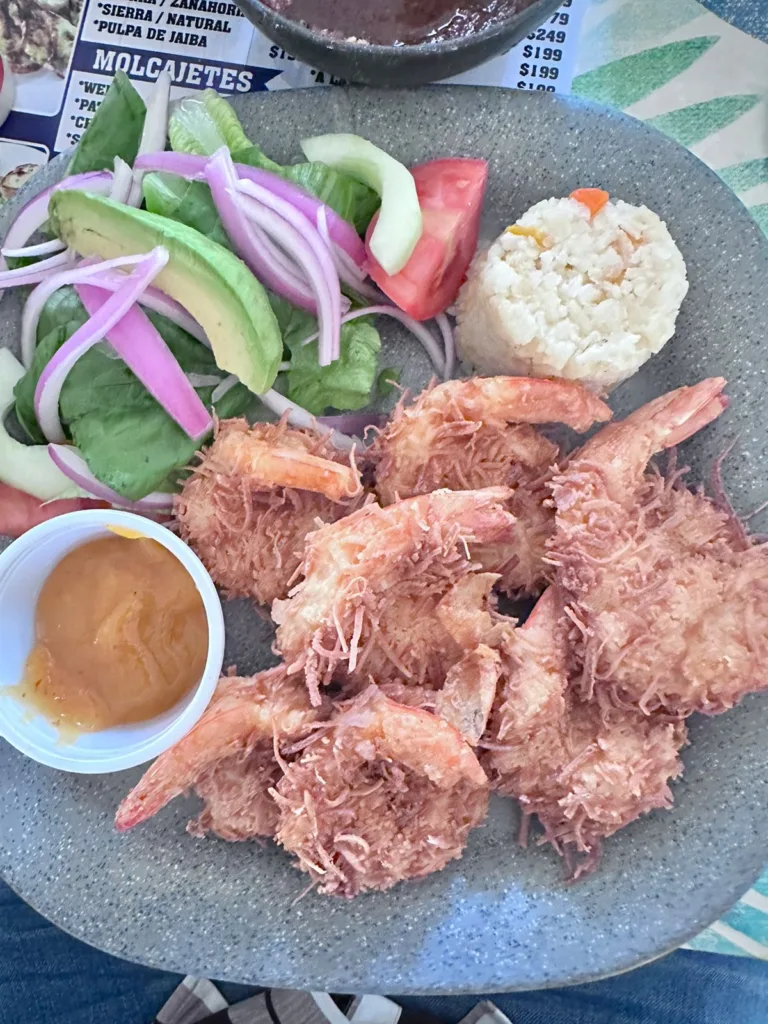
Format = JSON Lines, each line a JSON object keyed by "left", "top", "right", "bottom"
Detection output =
{"left": 365, "top": 158, "right": 488, "bottom": 322}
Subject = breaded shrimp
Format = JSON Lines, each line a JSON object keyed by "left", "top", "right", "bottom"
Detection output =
{"left": 176, "top": 419, "right": 364, "bottom": 607}
{"left": 370, "top": 377, "right": 611, "bottom": 594}
{"left": 482, "top": 589, "right": 687, "bottom": 876}
{"left": 272, "top": 488, "right": 517, "bottom": 703}
{"left": 184, "top": 747, "right": 282, "bottom": 842}
{"left": 549, "top": 379, "right": 768, "bottom": 716}
{"left": 272, "top": 686, "right": 489, "bottom": 896}
{"left": 205, "top": 418, "right": 362, "bottom": 501}
{"left": 115, "top": 667, "right": 319, "bottom": 837}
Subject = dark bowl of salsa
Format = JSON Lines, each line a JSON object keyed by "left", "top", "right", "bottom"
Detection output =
{"left": 236, "top": 0, "right": 564, "bottom": 86}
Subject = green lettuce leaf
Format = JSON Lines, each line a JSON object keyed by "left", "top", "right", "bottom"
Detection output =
{"left": 14, "top": 288, "right": 90, "bottom": 443}
{"left": 14, "top": 326, "right": 71, "bottom": 444}
{"left": 267, "top": 293, "right": 315, "bottom": 351}
{"left": 36, "top": 284, "right": 88, "bottom": 342}
{"left": 142, "top": 172, "right": 231, "bottom": 248}
{"left": 168, "top": 89, "right": 252, "bottom": 157}
{"left": 14, "top": 289, "right": 252, "bottom": 500}
{"left": 287, "top": 322, "right": 380, "bottom": 414}
{"left": 269, "top": 295, "right": 380, "bottom": 414}
{"left": 228, "top": 143, "right": 282, "bottom": 174}
{"left": 68, "top": 71, "right": 146, "bottom": 175}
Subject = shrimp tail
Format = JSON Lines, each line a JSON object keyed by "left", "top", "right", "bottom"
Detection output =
{"left": 659, "top": 379, "right": 729, "bottom": 449}
{"left": 115, "top": 768, "right": 179, "bottom": 831}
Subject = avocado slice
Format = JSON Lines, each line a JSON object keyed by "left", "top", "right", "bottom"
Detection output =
{"left": 49, "top": 190, "right": 282, "bottom": 396}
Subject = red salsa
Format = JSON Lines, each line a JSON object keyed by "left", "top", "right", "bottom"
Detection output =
{"left": 265, "top": 0, "right": 535, "bottom": 46}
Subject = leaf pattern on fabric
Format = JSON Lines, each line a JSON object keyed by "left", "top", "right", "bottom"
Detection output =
{"left": 718, "top": 158, "right": 768, "bottom": 193}
{"left": 747, "top": 203, "right": 768, "bottom": 236}
{"left": 720, "top": 900, "right": 768, "bottom": 947}
{"left": 647, "top": 95, "right": 761, "bottom": 147}
{"left": 572, "top": 36, "right": 720, "bottom": 107}
{"left": 577, "top": 0, "right": 703, "bottom": 72}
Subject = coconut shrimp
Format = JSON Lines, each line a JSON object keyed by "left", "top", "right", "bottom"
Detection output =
{"left": 272, "top": 686, "right": 489, "bottom": 897}
{"left": 115, "top": 667, "right": 319, "bottom": 838}
{"left": 482, "top": 588, "right": 687, "bottom": 876}
{"left": 272, "top": 488, "right": 517, "bottom": 703}
{"left": 370, "top": 377, "right": 612, "bottom": 594}
{"left": 549, "top": 378, "right": 768, "bottom": 716}
{"left": 176, "top": 419, "right": 364, "bottom": 607}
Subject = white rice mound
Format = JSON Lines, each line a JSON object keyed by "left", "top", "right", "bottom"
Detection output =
{"left": 455, "top": 195, "right": 689, "bottom": 393}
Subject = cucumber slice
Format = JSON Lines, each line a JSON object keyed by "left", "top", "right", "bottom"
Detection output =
{"left": 0, "top": 350, "right": 83, "bottom": 501}
{"left": 301, "top": 133, "right": 422, "bottom": 275}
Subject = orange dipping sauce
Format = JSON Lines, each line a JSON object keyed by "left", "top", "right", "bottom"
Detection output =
{"left": 19, "top": 534, "right": 208, "bottom": 734}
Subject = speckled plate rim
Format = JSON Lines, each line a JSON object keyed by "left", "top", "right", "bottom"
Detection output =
{"left": 0, "top": 843, "right": 760, "bottom": 994}
{"left": 0, "top": 86, "right": 767, "bottom": 994}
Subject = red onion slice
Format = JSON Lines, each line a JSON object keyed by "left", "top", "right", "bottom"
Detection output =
{"left": 109, "top": 157, "right": 135, "bottom": 204}
{"left": 316, "top": 206, "right": 364, "bottom": 293}
{"left": 134, "top": 150, "right": 366, "bottom": 266}
{"left": 211, "top": 373, "right": 238, "bottom": 403}
{"left": 237, "top": 189, "right": 339, "bottom": 365}
{"left": 205, "top": 149, "right": 317, "bottom": 313}
{"left": 48, "top": 444, "right": 174, "bottom": 510}
{"left": 314, "top": 206, "right": 381, "bottom": 304}
{"left": 76, "top": 283, "right": 213, "bottom": 440}
{"left": 21, "top": 252, "right": 173, "bottom": 368}
{"left": 233, "top": 169, "right": 341, "bottom": 365}
{"left": 1, "top": 239, "right": 67, "bottom": 259}
{"left": 34, "top": 248, "right": 169, "bottom": 442}
{"left": 127, "top": 70, "right": 171, "bottom": 208}
{"left": 0, "top": 171, "right": 113, "bottom": 285}
{"left": 435, "top": 312, "right": 455, "bottom": 378}
{"left": 0, "top": 250, "right": 76, "bottom": 290}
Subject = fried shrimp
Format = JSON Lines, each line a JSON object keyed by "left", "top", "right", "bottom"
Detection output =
{"left": 114, "top": 667, "right": 319, "bottom": 837}
{"left": 370, "top": 377, "right": 611, "bottom": 594}
{"left": 272, "top": 686, "right": 489, "bottom": 896}
{"left": 176, "top": 418, "right": 364, "bottom": 606}
{"left": 272, "top": 488, "right": 517, "bottom": 703}
{"left": 482, "top": 589, "right": 687, "bottom": 876}
{"left": 549, "top": 378, "right": 768, "bottom": 716}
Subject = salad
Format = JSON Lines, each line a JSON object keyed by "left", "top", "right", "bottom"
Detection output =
{"left": 0, "top": 71, "right": 488, "bottom": 511}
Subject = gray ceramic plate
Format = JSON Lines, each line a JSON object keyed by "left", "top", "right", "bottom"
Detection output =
{"left": 698, "top": 0, "right": 768, "bottom": 42}
{"left": 1, "top": 88, "right": 767, "bottom": 994}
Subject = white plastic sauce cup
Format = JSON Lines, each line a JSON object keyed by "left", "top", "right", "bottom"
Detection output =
{"left": 0, "top": 509, "right": 225, "bottom": 773}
